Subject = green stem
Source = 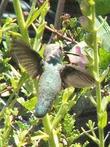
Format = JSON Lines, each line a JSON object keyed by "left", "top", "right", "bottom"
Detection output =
{"left": 13, "top": 0, "right": 30, "bottom": 43}
{"left": 42, "top": 114, "right": 59, "bottom": 147}
{"left": 52, "top": 102, "right": 68, "bottom": 128}
{"left": 2, "top": 123, "right": 12, "bottom": 146}
{"left": 52, "top": 97, "right": 76, "bottom": 129}
{"left": 92, "top": 3, "right": 104, "bottom": 147}
{"left": 0, "top": 73, "right": 28, "bottom": 121}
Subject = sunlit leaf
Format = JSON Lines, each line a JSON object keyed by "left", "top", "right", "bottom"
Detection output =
{"left": 77, "top": 0, "right": 110, "bottom": 15}
{"left": 100, "top": 66, "right": 110, "bottom": 82}
{"left": 26, "top": 0, "right": 49, "bottom": 27}
{"left": 62, "top": 87, "right": 75, "bottom": 102}
{"left": 98, "top": 111, "right": 107, "bottom": 128}
{"left": 99, "top": 48, "right": 110, "bottom": 69}
{"left": 17, "top": 96, "right": 36, "bottom": 111}
{"left": 95, "top": 0, "right": 110, "bottom": 15}
{"left": 101, "top": 96, "right": 110, "bottom": 112}
{"left": 97, "top": 16, "right": 110, "bottom": 52}
{"left": 33, "top": 22, "right": 46, "bottom": 51}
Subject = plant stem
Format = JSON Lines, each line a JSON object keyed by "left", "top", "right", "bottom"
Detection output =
{"left": 0, "top": 73, "right": 28, "bottom": 121}
{"left": 54, "top": 0, "right": 65, "bottom": 29}
{"left": 52, "top": 102, "right": 68, "bottom": 128}
{"left": 92, "top": 3, "right": 104, "bottom": 147}
{"left": 42, "top": 114, "right": 59, "bottom": 147}
{"left": 52, "top": 97, "right": 76, "bottom": 128}
{"left": 13, "top": 0, "right": 30, "bottom": 43}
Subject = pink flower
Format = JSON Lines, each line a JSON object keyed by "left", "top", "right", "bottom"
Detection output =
{"left": 67, "top": 43, "right": 88, "bottom": 68}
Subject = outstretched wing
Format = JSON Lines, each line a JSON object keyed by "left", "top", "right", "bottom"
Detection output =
{"left": 61, "top": 64, "right": 95, "bottom": 88}
{"left": 11, "top": 39, "right": 43, "bottom": 78}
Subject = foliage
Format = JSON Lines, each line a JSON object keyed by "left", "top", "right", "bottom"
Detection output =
{"left": 0, "top": 0, "right": 110, "bottom": 147}
{"left": 76, "top": 0, "right": 110, "bottom": 15}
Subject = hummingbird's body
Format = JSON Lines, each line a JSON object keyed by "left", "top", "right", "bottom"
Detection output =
{"left": 35, "top": 44, "right": 62, "bottom": 117}
{"left": 35, "top": 63, "right": 62, "bottom": 117}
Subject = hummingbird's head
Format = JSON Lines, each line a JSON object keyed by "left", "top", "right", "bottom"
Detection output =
{"left": 44, "top": 44, "right": 62, "bottom": 65}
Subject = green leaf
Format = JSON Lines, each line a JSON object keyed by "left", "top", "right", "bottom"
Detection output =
{"left": 95, "top": 0, "right": 110, "bottom": 15}
{"left": 21, "top": 79, "right": 35, "bottom": 96}
{"left": 62, "top": 87, "right": 75, "bottom": 102}
{"left": 17, "top": 96, "right": 37, "bottom": 111}
{"left": 77, "top": 0, "right": 110, "bottom": 15}
{"left": 87, "top": 120, "right": 95, "bottom": 129}
{"left": 16, "top": 120, "right": 29, "bottom": 130}
{"left": 99, "top": 48, "right": 110, "bottom": 69}
{"left": 98, "top": 111, "right": 107, "bottom": 128}
{"left": 100, "top": 66, "right": 110, "bottom": 82}
{"left": 10, "top": 77, "right": 19, "bottom": 90}
{"left": 31, "top": 130, "right": 48, "bottom": 141}
{"left": 97, "top": 16, "right": 110, "bottom": 52}
{"left": 38, "top": 44, "right": 45, "bottom": 58}
{"left": 101, "top": 96, "right": 110, "bottom": 112}
{"left": 33, "top": 22, "right": 46, "bottom": 51}
{"left": 26, "top": 0, "right": 49, "bottom": 28}
{"left": 98, "top": 96, "right": 110, "bottom": 128}
{"left": 0, "top": 29, "right": 2, "bottom": 43}
{"left": 80, "top": 0, "right": 92, "bottom": 16}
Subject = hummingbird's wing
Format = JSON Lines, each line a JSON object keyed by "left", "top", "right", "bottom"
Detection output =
{"left": 11, "top": 39, "right": 43, "bottom": 78}
{"left": 61, "top": 64, "right": 95, "bottom": 88}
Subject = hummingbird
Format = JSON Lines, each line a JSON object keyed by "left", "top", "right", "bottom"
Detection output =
{"left": 11, "top": 39, "right": 95, "bottom": 117}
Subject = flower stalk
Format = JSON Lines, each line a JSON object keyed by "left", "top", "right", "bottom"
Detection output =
{"left": 13, "top": 0, "right": 30, "bottom": 43}
{"left": 42, "top": 114, "right": 59, "bottom": 147}
{"left": 92, "top": 2, "right": 105, "bottom": 147}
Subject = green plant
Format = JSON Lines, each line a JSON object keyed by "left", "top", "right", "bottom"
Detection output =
{"left": 79, "top": 0, "right": 110, "bottom": 147}
{"left": 0, "top": 0, "right": 110, "bottom": 146}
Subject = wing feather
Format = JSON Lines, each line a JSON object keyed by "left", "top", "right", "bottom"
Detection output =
{"left": 61, "top": 64, "right": 95, "bottom": 88}
{"left": 11, "top": 39, "right": 43, "bottom": 78}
